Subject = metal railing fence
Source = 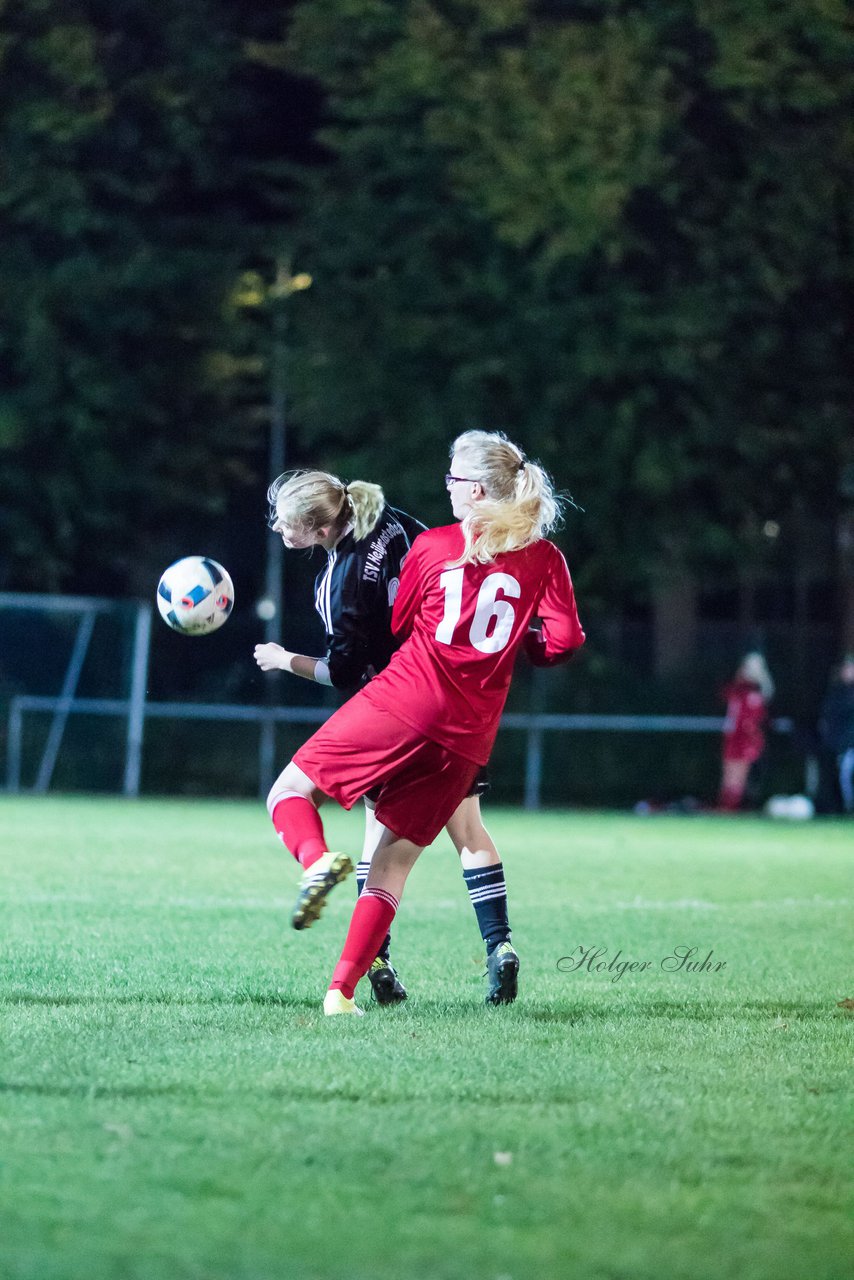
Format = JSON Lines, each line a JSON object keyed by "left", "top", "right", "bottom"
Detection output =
{"left": 4, "top": 693, "right": 793, "bottom": 809}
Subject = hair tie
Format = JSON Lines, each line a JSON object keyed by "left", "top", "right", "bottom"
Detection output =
{"left": 343, "top": 484, "right": 349, "bottom": 496}
{"left": 518, "top": 459, "right": 526, "bottom": 471}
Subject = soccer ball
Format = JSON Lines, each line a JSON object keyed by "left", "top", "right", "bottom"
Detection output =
{"left": 764, "top": 794, "right": 814, "bottom": 822}
{"left": 156, "top": 556, "right": 234, "bottom": 635}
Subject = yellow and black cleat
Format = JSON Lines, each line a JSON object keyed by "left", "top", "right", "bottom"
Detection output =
{"left": 291, "top": 852, "right": 354, "bottom": 930}
{"left": 368, "top": 957, "right": 408, "bottom": 1005}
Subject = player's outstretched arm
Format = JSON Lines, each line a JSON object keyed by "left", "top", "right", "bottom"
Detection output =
{"left": 253, "top": 643, "right": 332, "bottom": 685}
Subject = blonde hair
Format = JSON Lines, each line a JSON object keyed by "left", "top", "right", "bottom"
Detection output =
{"left": 449, "top": 430, "right": 560, "bottom": 565}
{"left": 739, "top": 652, "right": 774, "bottom": 701}
{"left": 267, "top": 470, "right": 384, "bottom": 542}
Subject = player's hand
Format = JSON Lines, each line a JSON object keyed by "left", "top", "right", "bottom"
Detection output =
{"left": 254, "top": 643, "right": 291, "bottom": 672}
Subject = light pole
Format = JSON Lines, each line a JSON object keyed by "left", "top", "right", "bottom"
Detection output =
{"left": 254, "top": 262, "right": 313, "bottom": 795}
{"left": 260, "top": 264, "right": 313, "bottom": 647}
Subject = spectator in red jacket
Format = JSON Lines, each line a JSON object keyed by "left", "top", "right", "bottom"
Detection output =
{"left": 718, "top": 652, "right": 774, "bottom": 812}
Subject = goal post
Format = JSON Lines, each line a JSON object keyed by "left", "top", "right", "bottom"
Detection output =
{"left": 0, "top": 593, "right": 152, "bottom": 796}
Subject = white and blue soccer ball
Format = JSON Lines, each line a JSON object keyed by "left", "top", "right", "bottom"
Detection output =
{"left": 156, "top": 556, "right": 234, "bottom": 635}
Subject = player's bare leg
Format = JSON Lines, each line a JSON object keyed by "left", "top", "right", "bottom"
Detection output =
{"left": 718, "top": 759, "right": 751, "bottom": 812}
{"left": 364, "top": 829, "right": 423, "bottom": 898}
{"left": 324, "top": 829, "right": 422, "bottom": 1015}
{"left": 266, "top": 762, "right": 353, "bottom": 930}
{"left": 446, "top": 795, "right": 518, "bottom": 1004}
{"left": 445, "top": 795, "right": 501, "bottom": 869}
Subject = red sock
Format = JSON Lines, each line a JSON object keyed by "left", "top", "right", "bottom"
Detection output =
{"left": 271, "top": 798, "right": 328, "bottom": 869}
{"left": 329, "top": 888, "right": 400, "bottom": 999}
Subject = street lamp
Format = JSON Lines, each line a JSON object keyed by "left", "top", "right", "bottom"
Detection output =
{"left": 258, "top": 264, "right": 313, "bottom": 647}
{"left": 236, "top": 260, "right": 312, "bottom": 792}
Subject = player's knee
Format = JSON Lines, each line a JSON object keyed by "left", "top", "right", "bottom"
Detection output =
{"left": 266, "top": 762, "right": 312, "bottom": 817}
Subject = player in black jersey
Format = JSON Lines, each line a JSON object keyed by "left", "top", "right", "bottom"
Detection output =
{"left": 254, "top": 469, "right": 517, "bottom": 1006}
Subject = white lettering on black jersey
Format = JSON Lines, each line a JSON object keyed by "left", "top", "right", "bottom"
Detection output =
{"left": 313, "top": 505, "right": 426, "bottom": 695}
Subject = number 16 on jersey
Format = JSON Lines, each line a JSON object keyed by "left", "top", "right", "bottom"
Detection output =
{"left": 435, "top": 567, "right": 522, "bottom": 654}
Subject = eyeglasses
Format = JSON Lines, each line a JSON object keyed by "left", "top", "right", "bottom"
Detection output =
{"left": 445, "top": 473, "right": 478, "bottom": 487}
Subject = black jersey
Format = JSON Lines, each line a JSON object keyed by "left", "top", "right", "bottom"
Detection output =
{"left": 313, "top": 505, "right": 426, "bottom": 695}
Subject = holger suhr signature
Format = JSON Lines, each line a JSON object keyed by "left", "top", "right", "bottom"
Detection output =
{"left": 557, "top": 945, "right": 727, "bottom": 983}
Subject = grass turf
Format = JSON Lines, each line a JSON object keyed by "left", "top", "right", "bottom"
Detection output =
{"left": 0, "top": 795, "right": 851, "bottom": 1280}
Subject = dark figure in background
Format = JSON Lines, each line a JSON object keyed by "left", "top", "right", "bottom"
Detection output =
{"left": 818, "top": 656, "right": 854, "bottom": 814}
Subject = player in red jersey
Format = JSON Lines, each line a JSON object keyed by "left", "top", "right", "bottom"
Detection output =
{"left": 255, "top": 469, "right": 520, "bottom": 1005}
{"left": 718, "top": 652, "right": 774, "bottom": 811}
{"left": 267, "top": 430, "right": 585, "bottom": 1015}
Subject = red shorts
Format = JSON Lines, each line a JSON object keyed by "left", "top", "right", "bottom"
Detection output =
{"left": 723, "top": 736, "right": 764, "bottom": 764}
{"left": 293, "top": 695, "right": 480, "bottom": 848}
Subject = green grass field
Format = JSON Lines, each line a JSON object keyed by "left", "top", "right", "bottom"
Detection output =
{"left": 1, "top": 796, "right": 851, "bottom": 1280}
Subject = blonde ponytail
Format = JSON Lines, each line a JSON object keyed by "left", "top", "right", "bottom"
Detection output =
{"left": 345, "top": 480, "right": 385, "bottom": 540}
{"left": 268, "top": 470, "right": 385, "bottom": 542}
{"left": 449, "top": 431, "right": 561, "bottom": 566}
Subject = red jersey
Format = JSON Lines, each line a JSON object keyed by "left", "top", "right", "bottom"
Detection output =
{"left": 357, "top": 523, "right": 585, "bottom": 764}
{"left": 722, "top": 679, "right": 768, "bottom": 763}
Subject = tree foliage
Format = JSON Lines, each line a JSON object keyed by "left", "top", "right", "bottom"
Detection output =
{"left": 283, "top": 0, "right": 854, "bottom": 607}
{"left": 0, "top": 0, "right": 294, "bottom": 591}
{"left": 0, "top": 0, "right": 851, "bottom": 620}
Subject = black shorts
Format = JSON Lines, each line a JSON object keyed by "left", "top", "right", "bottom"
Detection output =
{"left": 468, "top": 767, "right": 490, "bottom": 798}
